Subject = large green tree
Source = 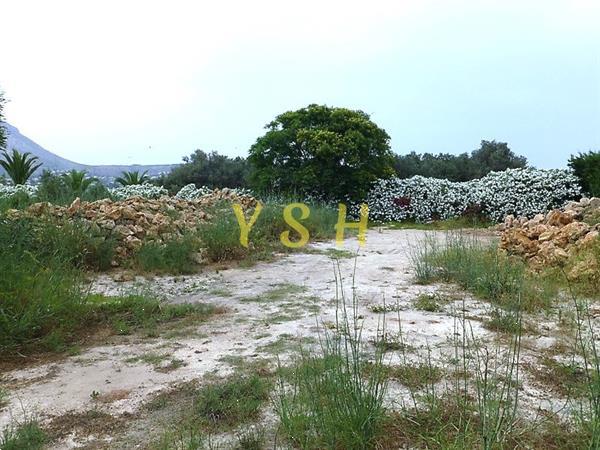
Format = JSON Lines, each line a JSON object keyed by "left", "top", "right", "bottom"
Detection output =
{"left": 569, "top": 151, "right": 600, "bottom": 197}
{"left": 160, "top": 149, "right": 249, "bottom": 193}
{"left": 248, "top": 104, "right": 394, "bottom": 200}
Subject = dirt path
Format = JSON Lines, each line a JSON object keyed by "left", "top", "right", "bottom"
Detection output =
{"left": 0, "top": 228, "right": 577, "bottom": 448}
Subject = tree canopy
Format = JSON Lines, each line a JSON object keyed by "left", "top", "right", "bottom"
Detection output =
{"left": 569, "top": 151, "right": 600, "bottom": 197}
{"left": 248, "top": 104, "right": 394, "bottom": 201}
{"left": 159, "top": 149, "right": 249, "bottom": 193}
{"left": 393, "top": 140, "right": 528, "bottom": 182}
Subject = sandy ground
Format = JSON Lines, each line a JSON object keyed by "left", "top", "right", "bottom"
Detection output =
{"left": 0, "top": 228, "right": 591, "bottom": 448}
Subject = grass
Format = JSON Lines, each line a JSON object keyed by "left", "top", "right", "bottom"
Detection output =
{"left": 0, "top": 420, "right": 46, "bottom": 450}
{"left": 413, "top": 292, "right": 446, "bottom": 312}
{"left": 0, "top": 389, "right": 7, "bottom": 410}
{"left": 195, "top": 373, "right": 272, "bottom": 430}
{"left": 239, "top": 283, "right": 306, "bottom": 303}
{"left": 199, "top": 201, "right": 338, "bottom": 263}
{"left": 133, "top": 234, "right": 202, "bottom": 274}
{"left": 276, "top": 269, "right": 388, "bottom": 449}
{"left": 410, "top": 232, "right": 559, "bottom": 312}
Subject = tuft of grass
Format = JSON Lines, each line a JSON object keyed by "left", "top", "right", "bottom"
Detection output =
{"left": 0, "top": 420, "right": 46, "bottom": 450}
{"left": 195, "top": 373, "right": 271, "bottom": 430}
{"left": 413, "top": 293, "right": 446, "bottom": 312}
{"left": 382, "top": 216, "right": 492, "bottom": 231}
{"left": 388, "top": 363, "right": 444, "bottom": 390}
{"left": 484, "top": 307, "right": 523, "bottom": 334}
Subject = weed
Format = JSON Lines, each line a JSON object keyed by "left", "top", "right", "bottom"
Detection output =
{"left": 0, "top": 420, "right": 46, "bottom": 450}
{"left": 413, "top": 293, "right": 446, "bottom": 312}
{"left": 134, "top": 234, "right": 201, "bottom": 274}
{"left": 195, "top": 373, "right": 271, "bottom": 430}
{"left": 276, "top": 266, "right": 388, "bottom": 449}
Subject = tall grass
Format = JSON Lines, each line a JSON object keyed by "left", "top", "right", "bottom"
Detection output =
{"left": 568, "top": 281, "right": 600, "bottom": 448}
{"left": 410, "top": 232, "right": 557, "bottom": 312}
{"left": 276, "top": 264, "right": 388, "bottom": 449}
{"left": 134, "top": 234, "right": 202, "bottom": 274}
{"left": 0, "top": 217, "right": 214, "bottom": 357}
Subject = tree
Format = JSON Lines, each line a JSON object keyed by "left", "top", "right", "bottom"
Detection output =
{"left": 159, "top": 150, "right": 249, "bottom": 193}
{"left": 470, "top": 140, "right": 527, "bottom": 177}
{"left": 569, "top": 151, "right": 600, "bottom": 197}
{"left": 115, "top": 170, "right": 150, "bottom": 186}
{"left": 393, "top": 141, "right": 527, "bottom": 181}
{"left": 62, "top": 170, "right": 97, "bottom": 197}
{"left": 248, "top": 104, "right": 394, "bottom": 201}
{"left": 0, "top": 149, "right": 42, "bottom": 185}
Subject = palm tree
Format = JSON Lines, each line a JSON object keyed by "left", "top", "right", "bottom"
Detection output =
{"left": 0, "top": 149, "right": 42, "bottom": 185}
{"left": 115, "top": 170, "right": 150, "bottom": 186}
{"left": 62, "top": 170, "right": 97, "bottom": 196}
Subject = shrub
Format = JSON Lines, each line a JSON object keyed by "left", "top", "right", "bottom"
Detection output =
{"left": 110, "top": 183, "right": 168, "bottom": 200}
{"left": 367, "top": 168, "right": 581, "bottom": 223}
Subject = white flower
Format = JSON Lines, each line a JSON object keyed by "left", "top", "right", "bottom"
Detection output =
{"left": 109, "top": 184, "right": 168, "bottom": 200}
{"left": 365, "top": 168, "right": 581, "bottom": 223}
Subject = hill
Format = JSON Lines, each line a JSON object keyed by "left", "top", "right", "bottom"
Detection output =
{"left": 1, "top": 122, "right": 176, "bottom": 179}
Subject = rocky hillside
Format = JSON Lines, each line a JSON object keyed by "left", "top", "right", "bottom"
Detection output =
{"left": 1, "top": 122, "right": 176, "bottom": 178}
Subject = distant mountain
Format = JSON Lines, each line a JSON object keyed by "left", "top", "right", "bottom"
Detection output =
{"left": 1, "top": 122, "right": 177, "bottom": 179}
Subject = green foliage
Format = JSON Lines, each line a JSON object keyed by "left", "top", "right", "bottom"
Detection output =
{"left": 0, "top": 420, "right": 46, "bottom": 450}
{"left": 134, "top": 234, "right": 202, "bottom": 274}
{"left": 411, "top": 233, "right": 557, "bottom": 312}
{"left": 249, "top": 104, "right": 394, "bottom": 201}
{"left": 62, "top": 169, "right": 97, "bottom": 196}
{"left": 0, "top": 149, "right": 42, "bottom": 185}
{"left": 195, "top": 373, "right": 271, "bottom": 430}
{"left": 0, "top": 217, "right": 212, "bottom": 357}
{"left": 159, "top": 149, "right": 249, "bottom": 193}
{"left": 115, "top": 169, "right": 150, "bottom": 186}
{"left": 199, "top": 201, "right": 338, "bottom": 263}
{"left": 569, "top": 151, "right": 600, "bottom": 196}
{"left": 394, "top": 140, "right": 528, "bottom": 181}
{"left": 36, "top": 170, "right": 110, "bottom": 205}
{"left": 276, "top": 279, "right": 387, "bottom": 449}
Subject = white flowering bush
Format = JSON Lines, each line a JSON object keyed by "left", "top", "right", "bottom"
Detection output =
{"left": 0, "top": 184, "right": 38, "bottom": 199}
{"left": 175, "top": 183, "right": 213, "bottom": 200}
{"left": 109, "top": 183, "right": 168, "bottom": 200}
{"left": 366, "top": 168, "right": 581, "bottom": 223}
{"left": 175, "top": 183, "right": 255, "bottom": 200}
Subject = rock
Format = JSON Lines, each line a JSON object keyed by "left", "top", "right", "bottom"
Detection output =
{"left": 112, "top": 271, "right": 136, "bottom": 282}
{"left": 546, "top": 210, "right": 573, "bottom": 227}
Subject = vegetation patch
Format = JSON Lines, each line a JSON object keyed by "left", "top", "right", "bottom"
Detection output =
{"left": 195, "top": 373, "right": 272, "bottom": 430}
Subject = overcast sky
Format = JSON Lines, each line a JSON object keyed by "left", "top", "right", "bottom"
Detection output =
{"left": 1, "top": 0, "right": 599, "bottom": 168}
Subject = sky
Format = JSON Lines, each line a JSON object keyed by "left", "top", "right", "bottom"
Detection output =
{"left": 1, "top": 0, "right": 599, "bottom": 168}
